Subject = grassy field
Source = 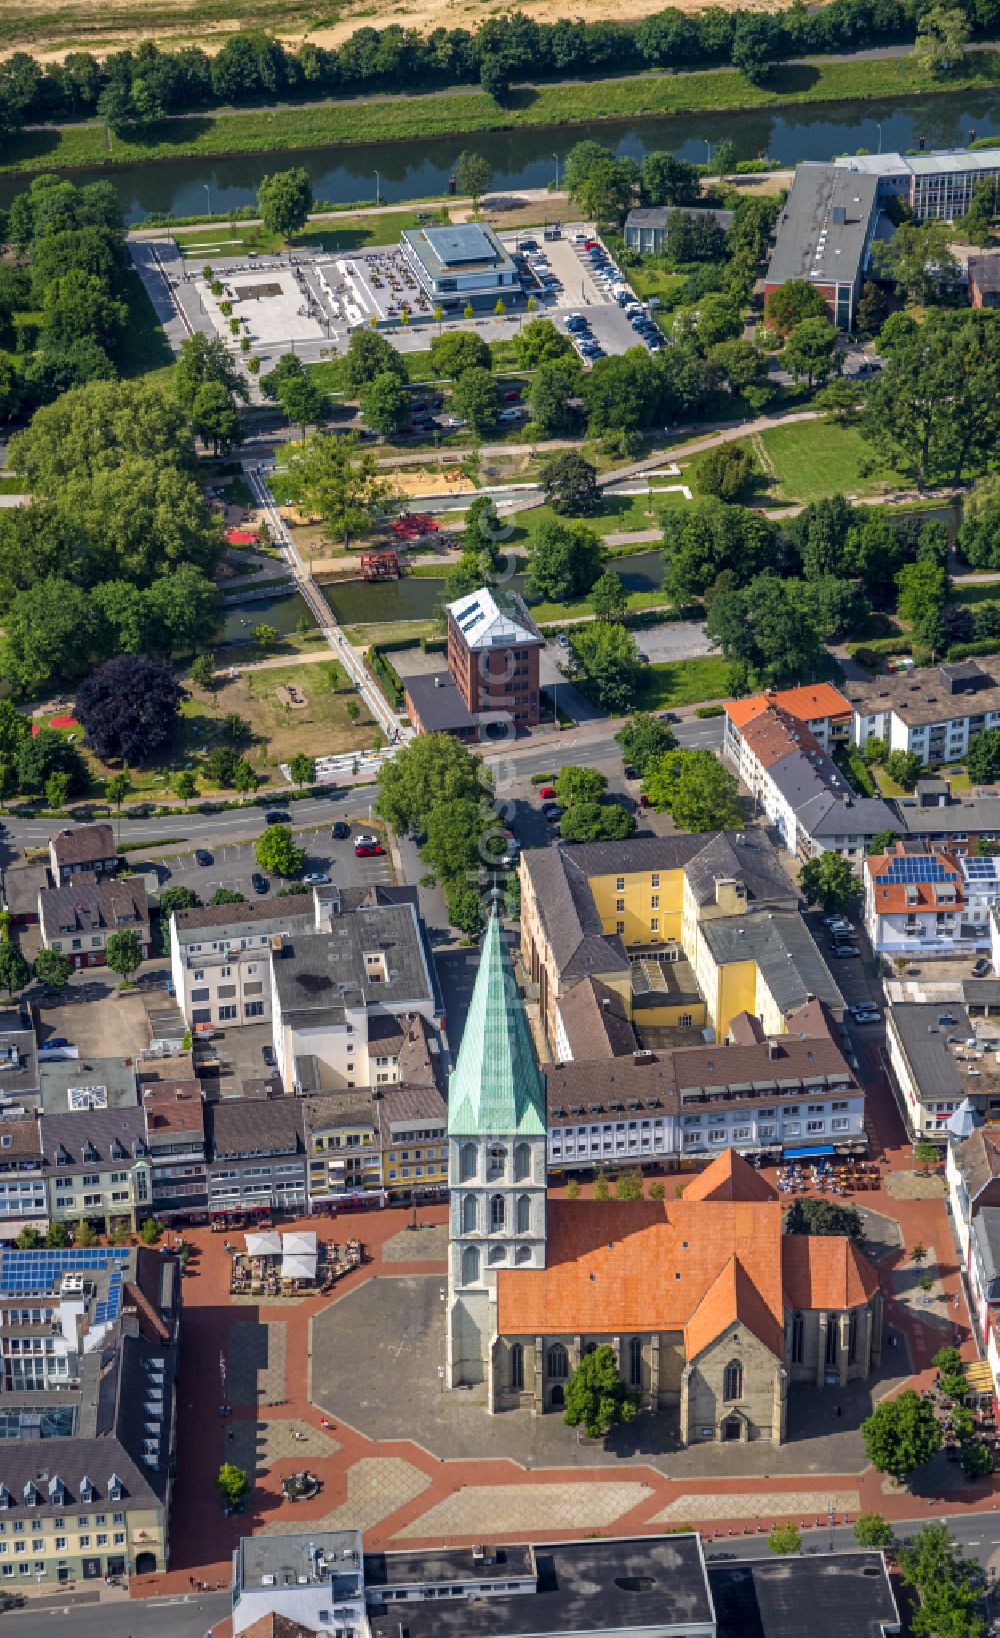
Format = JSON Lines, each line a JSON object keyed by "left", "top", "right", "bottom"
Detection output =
{"left": 340, "top": 618, "right": 438, "bottom": 646}
{"left": 633, "top": 655, "right": 734, "bottom": 710}
{"left": 174, "top": 208, "right": 447, "bottom": 259}
{"left": 184, "top": 659, "right": 376, "bottom": 775}
{"left": 511, "top": 492, "right": 688, "bottom": 546}
{"left": 306, "top": 337, "right": 521, "bottom": 400}
{"left": 5, "top": 52, "right": 1000, "bottom": 175}
{"left": 748, "top": 418, "right": 901, "bottom": 505}
{"left": 629, "top": 267, "right": 690, "bottom": 305}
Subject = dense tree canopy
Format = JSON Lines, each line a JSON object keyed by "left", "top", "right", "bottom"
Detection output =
{"left": 641, "top": 748, "right": 743, "bottom": 831}
{"left": 75, "top": 655, "right": 185, "bottom": 765}
{"left": 376, "top": 733, "right": 488, "bottom": 835}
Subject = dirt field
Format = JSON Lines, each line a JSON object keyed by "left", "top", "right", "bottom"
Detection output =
{"left": 3, "top": 0, "right": 780, "bottom": 62}
{"left": 185, "top": 658, "right": 379, "bottom": 771}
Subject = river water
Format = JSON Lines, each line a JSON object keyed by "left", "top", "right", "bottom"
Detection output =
{"left": 3, "top": 88, "right": 1000, "bottom": 222}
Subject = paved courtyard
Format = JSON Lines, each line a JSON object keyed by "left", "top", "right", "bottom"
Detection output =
{"left": 228, "top": 1320, "right": 287, "bottom": 1406}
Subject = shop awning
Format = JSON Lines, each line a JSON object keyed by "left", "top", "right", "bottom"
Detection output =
{"left": 966, "top": 1360, "right": 994, "bottom": 1391}
{"left": 783, "top": 1144, "right": 836, "bottom": 1159}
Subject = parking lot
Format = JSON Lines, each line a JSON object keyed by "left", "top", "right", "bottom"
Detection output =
{"left": 136, "top": 825, "right": 394, "bottom": 902}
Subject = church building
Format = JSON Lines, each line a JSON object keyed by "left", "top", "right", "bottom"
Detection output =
{"left": 447, "top": 912, "right": 883, "bottom": 1443}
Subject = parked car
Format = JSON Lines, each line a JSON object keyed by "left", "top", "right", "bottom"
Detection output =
{"left": 264, "top": 810, "right": 290, "bottom": 825}
{"left": 973, "top": 957, "right": 993, "bottom": 978}
{"left": 194, "top": 848, "right": 213, "bottom": 866}
{"left": 331, "top": 821, "right": 351, "bottom": 840}
{"left": 355, "top": 842, "right": 385, "bottom": 857}
{"left": 557, "top": 633, "right": 571, "bottom": 648}
{"left": 623, "top": 764, "right": 638, "bottom": 780}
{"left": 44, "top": 1037, "right": 70, "bottom": 1050}
{"left": 832, "top": 945, "right": 860, "bottom": 959}
{"left": 497, "top": 408, "right": 524, "bottom": 423}
{"left": 538, "top": 785, "right": 556, "bottom": 800}
{"left": 854, "top": 1010, "right": 881, "bottom": 1024}
{"left": 354, "top": 832, "right": 380, "bottom": 847}
{"left": 302, "top": 872, "right": 331, "bottom": 885}
{"left": 823, "top": 913, "right": 851, "bottom": 928}
{"left": 543, "top": 803, "right": 565, "bottom": 822}
{"left": 251, "top": 872, "right": 269, "bottom": 895}
{"left": 658, "top": 710, "right": 678, "bottom": 724}
{"left": 503, "top": 388, "right": 521, "bottom": 402}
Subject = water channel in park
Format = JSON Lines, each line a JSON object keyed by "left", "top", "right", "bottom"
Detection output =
{"left": 4, "top": 87, "right": 1000, "bottom": 221}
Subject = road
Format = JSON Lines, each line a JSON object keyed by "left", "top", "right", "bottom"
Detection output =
{"left": 8, "top": 1588, "right": 229, "bottom": 1638}
{"left": 703, "top": 1511, "right": 1000, "bottom": 1576}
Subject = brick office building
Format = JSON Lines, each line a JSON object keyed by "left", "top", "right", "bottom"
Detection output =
{"left": 406, "top": 586, "right": 544, "bottom": 741}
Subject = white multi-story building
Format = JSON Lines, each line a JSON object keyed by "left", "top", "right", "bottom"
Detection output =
{"left": 847, "top": 659, "right": 1000, "bottom": 763}
{"left": 170, "top": 894, "right": 317, "bottom": 1031}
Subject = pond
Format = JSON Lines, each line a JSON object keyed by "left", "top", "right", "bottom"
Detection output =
{"left": 321, "top": 548, "right": 665, "bottom": 626}
{"left": 215, "top": 589, "right": 311, "bottom": 646}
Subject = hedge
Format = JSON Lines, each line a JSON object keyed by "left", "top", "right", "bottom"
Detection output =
{"left": 366, "top": 646, "right": 406, "bottom": 710}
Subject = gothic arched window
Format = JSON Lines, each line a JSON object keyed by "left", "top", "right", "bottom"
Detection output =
{"left": 490, "top": 1194, "right": 506, "bottom": 1232}
{"left": 723, "top": 1359, "right": 743, "bottom": 1401}
{"left": 629, "top": 1336, "right": 643, "bottom": 1388}
{"left": 459, "top": 1143, "right": 477, "bottom": 1183}
{"left": 462, "top": 1246, "right": 480, "bottom": 1285}
{"left": 510, "top": 1343, "right": 524, "bottom": 1391}
{"left": 513, "top": 1143, "right": 531, "bottom": 1182}
{"left": 516, "top": 1194, "right": 531, "bottom": 1234}
{"left": 546, "top": 1342, "right": 569, "bottom": 1380}
{"left": 461, "top": 1194, "right": 477, "bottom": 1234}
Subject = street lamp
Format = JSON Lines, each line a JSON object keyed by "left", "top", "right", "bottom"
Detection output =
{"left": 552, "top": 152, "right": 560, "bottom": 190}
{"left": 875, "top": 121, "right": 883, "bottom": 155}
{"left": 204, "top": 182, "right": 211, "bottom": 218}
{"left": 703, "top": 138, "right": 712, "bottom": 167}
{"left": 374, "top": 170, "right": 381, "bottom": 207}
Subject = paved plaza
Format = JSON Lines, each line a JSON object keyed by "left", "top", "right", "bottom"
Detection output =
{"left": 396, "top": 1481, "right": 655, "bottom": 1538}
{"left": 228, "top": 1319, "right": 287, "bottom": 1406}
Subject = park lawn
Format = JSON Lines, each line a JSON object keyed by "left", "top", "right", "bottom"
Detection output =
{"left": 633, "top": 656, "right": 734, "bottom": 711}
{"left": 117, "top": 268, "right": 175, "bottom": 380}
{"left": 512, "top": 491, "right": 688, "bottom": 547}
{"left": 629, "top": 267, "right": 689, "bottom": 305}
{"left": 0, "top": 475, "right": 26, "bottom": 495}
{"left": 527, "top": 588, "right": 671, "bottom": 622}
{"left": 174, "top": 208, "right": 447, "bottom": 259}
{"left": 184, "top": 659, "right": 376, "bottom": 777}
{"left": 872, "top": 766, "right": 910, "bottom": 799}
{"left": 306, "top": 337, "right": 520, "bottom": 401}
{"left": 7, "top": 53, "right": 1000, "bottom": 176}
{"left": 955, "top": 581, "right": 1000, "bottom": 609}
{"left": 341, "top": 618, "right": 438, "bottom": 646}
{"left": 750, "top": 419, "right": 901, "bottom": 504}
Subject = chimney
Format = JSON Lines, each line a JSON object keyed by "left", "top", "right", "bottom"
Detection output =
{"left": 768, "top": 1041, "right": 780, "bottom": 1059}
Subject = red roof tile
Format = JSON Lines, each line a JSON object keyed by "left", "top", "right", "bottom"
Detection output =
{"left": 683, "top": 1147, "right": 778, "bottom": 1203}
{"left": 782, "top": 1234, "right": 879, "bottom": 1310}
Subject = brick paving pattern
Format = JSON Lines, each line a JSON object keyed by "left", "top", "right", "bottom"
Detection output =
{"left": 228, "top": 1320, "right": 287, "bottom": 1406}
{"left": 396, "top": 1481, "right": 655, "bottom": 1537}
{"left": 381, "top": 1224, "right": 449, "bottom": 1262}
{"left": 262, "top": 1458, "right": 431, "bottom": 1535}
{"left": 228, "top": 1418, "right": 339, "bottom": 1474}
{"left": 654, "top": 1488, "right": 861, "bottom": 1522}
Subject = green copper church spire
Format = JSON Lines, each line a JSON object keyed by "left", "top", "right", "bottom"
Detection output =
{"left": 448, "top": 909, "right": 546, "bottom": 1136}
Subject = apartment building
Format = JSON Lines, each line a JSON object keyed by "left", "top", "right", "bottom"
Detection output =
{"left": 546, "top": 999, "right": 865, "bottom": 1173}
{"left": 0, "top": 1009, "right": 39, "bottom": 1121}
{"left": 375, "top": 1082, "right": 449, "bottom": 1202}
{"left": 140, "top": 1081, "right": 208, "bottom": 1221}
{"left": 0, "top": 1119, "right": 46, "bottom": 1239}
{"left": 49, "top": 824, "right": 117, "bottom": 888}
{"left": 896, "top": 776, "right": 1000, "bottom": 854}
{"left": 520, "top": 830, "right": 842, "bottom": 1053}
{"left": 271, "top": 897, "right": 438, "bottom": 1096}
{"left": 863, "top": 842, "right": 993, "bottom": 957}
{"left": 40, "top": 1109, "right": 151, "bottom": 1231}
{"left": 170, "top": 893, "right": 316, "bottom": 1030}
{"left": 846, "top": 658, "right": 1000, "bottom": 762}
{"left": 406, "top": 585, "right": 544, "bottom": 739}
{"left": 947, "top": 1123, "right": 1000, "bottom": 1262}
{"left": 303, "top": 1090, "right": 382, "bottom": 1208}
{"left": 205, "top": 1099, "right": 307, "bottom": 1220}
{"left": 0, "top": 1243, "right": 178, "bottom": 1585}
{"left": 886, "top": 1002, "right": 1000, "bottom": 1138}
{"left": 38, "top": 875, "right": 151, "bottom": 970}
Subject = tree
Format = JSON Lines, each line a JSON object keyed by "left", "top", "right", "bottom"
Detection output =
{"left": 856, "top": 283, "right": 890, "bottom": 341}
{"left": 615, "top": 713, "right": 677, "bottom": 776}
{"left": 189, "top": 654, "right": 216, "bottom": 692}
{"left": 765, "top": 279, "right": 830, "bottom": 339}
{"left": 75, "top": 656, "right": 185, "bottom": 765}
{"left": 174, "top": 332, "right": 248, "bottom": 412}
{"left": 215, "top": 1462, "right": 251, "bottom": 1510}
{"left": 883, "top": 749, "right": 924, "bottom": 791}
{"left": 527, "top": 518, "right": 604, "bottom": 603}
{"left": 45, "top": 770, "right": 71, "bottom": 811}
{"left": 705, "top": 573, "right": 829, "bottom": 687}
{"left": 209, "top": 888, "right": 247, "bottom": 906}
{"left": 896, "top": 560, "right": 949, "bottom": 643}
{"left": 959, "top": 176, "right": 996, "bottom": 248}
{"left": 342, "top": 329, "right": 406, "bottom": 392}
{"left": 191, "top": 381, "right": 243, "bottom": 456}
{"left": 868, "top": 828, "right": 901, "bottom": 855}
{"left": 731, "top": 10, "right": 781, "bottom": 83}
{"left": 14, "top": 726, "right": 86, "bottom": 798}
{"left": 0, "top": 577, "right": 100, "bottom": 696}
{"left": 359, "top": 371, "right": 411, "bottom": 435}
{"left": 15, "top": 1226, "right": 41, "bottom": 1249}
{"left": 642, "top": 748, "right": 744, "bottom": 832}
{"left": 932, "top": 1345, "right": 969, "bottom": 1401}
{"left": 428, "top": 329, "right": 490, "bottom": 379}
{"left": 33, "top": 948, "right": 71, "bottom": 991}
{"left": 233, "top": 758, "right": 259, "bottom": 801}
{"left": 692, "top": 443, "right": 756, "bottom": 502}
{"left": 614, "top": 1171, "right": 644, "bottom": 1201}
{"left": 275, "top": 371, "right": 324, "bottom": 438}
{"left": 106, "top": 768, "right": 132, "bottom": 816}
{"left": 854, "top": 1512, "right": 894, "bottom": 1549}
{"left": 967, "top": 728, "right": 1000, "bottom": 784}
{"left": 914, "top": 3, "right": 969, "bottom": 73}
{"left": 447, "top": 884, "right": 486, "bottom": 937}
{"left": 799, "top": 851, "right": 856, "bottom": 914}
{"left": 74, "top": 1218, "right": 97, "bottom": 1247}
{"left": 139, "top": 1216, "right": 164, "bottom": 1245}
{"left": 421, "top": 796, "right": 491, "bottom": 889}
{"left": 159, "top": 885, "right": 203, "bottom": 918}
{"left": 558, "top": 800, "right": 636, "bottom": 842}
{"left": 39, "top": 271, "right": 127, "bottom": 355}
{"left": 862, "top": 1390, "right": 942, "bottom": 1479}
{"left": 783, "top": 317, "right": 838, "bottom": 387}
{"left": 574, "top": 157, "right": 638, "bottom": 224}
{"left": 255, "top": 824, "right": 305, "bottom": 878}
{"left": 45, "top": 1220, "right": 70, "bottom": 1248}
{"left": 555, "top": 766, "right": 609, "bottom": 806}
{"left": 455, "top": 150, "right": 493, "bottom": 212}
{"left": 282, "top": 431, "right": 396, "bottom": 548}
{"left": 257, "top": 167, "right": 313, "bottom": 241}
{"left": 591, "top": 571, "right": 628, "bottom": 623}
{"left": 570, "top": 622, "right": 642, "bottom": 712}
{"left": 452, "top": 366, "right": 501, "bottom": 434}
{"left": 376, "top": 732, "right": 487, "bottom": 834}
{"left": 767, "top": 1524, "right": 801, "bottom": 1555}
{"left": 175, "top": 769, "right": 199, "bottom": 809}
{"left": 528, "top": 357, "right": 584, "bottom": 437}
{"left": 784, "top": 1197, "right": 862, "bottom": 1239}
{"left": 512, "top": 319, "right": 572, "bottom": 370}
{"left": 871, "top": 221, "right": 960, "bottom": 305}
{"left": 641, "top": 151, "right": 702, "bottom": 207}
{"left": 899, "top": 1523, "right": 985, "bottom": 1638}
{"left": 540, "top": 450, "right": 600, "bottom": 515}
{"left": 289, "top": 753, "right": 316, "bottom": 788}
{"left": 563, "top": 1343, "right": 640, "bottom": 1439}
{"left": 105, "top": 928, "right": 143, "bottom": 984}
{"left": 479, "top": 53, "right": 510, "bottom": 102}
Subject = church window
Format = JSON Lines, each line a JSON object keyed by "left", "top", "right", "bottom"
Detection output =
{"left": 791, "top": 1311, "right": 804, "bottom": 1365}
{"left": 546, "top": 1343, "right": 569, "bottom": 1380}
{"left": 487, "top": 1144, "right": 507, "bottom": 1180}
{"left": 461, "top": 1195, "right": 478, "bottom": 1233}
{"left": 628, "top": 1337, "right": 642, "bottom": 1388}
{"left": 516, "top": 1194, "right": 531, "bottom": 1234}
{"left": 488, "top": 1244, "right": 506, "bottom": 1265}
{"left": 462, "top": 1246, "right": 480, "bottom": 1285}
{"left": 490, "top": 1194, "right": 506, "bottom": 1232}
{"left": 510, "top": 1343, "right": 524, "bottom": 1391}
{"left": 848, "top": 1311, "right": 858, "bottom": 1364}
{"left": 459, "top": 1143, "right": 477, "bottom": 1183}
{"left": 515, "top": 1245, "right": 531, "bottom": 1264}
{"left": 723, "top": 1360, "right": 742, "bottom": 1401}
{"left": 826, "top": 1320, "right": 838, "bottom": 1366}
{"left": 513, "top": 1143, "right": 530, "bottom": 1182}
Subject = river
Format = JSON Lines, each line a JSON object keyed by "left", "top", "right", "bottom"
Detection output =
{"left": 2, "top": 88, "right": 1000, "bottom": 222}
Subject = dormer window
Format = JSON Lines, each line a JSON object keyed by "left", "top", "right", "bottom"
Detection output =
{"left": 80, "top": 1477, "right": 95, "bottom": 1504}
{"left": 0, "top": 1485, "right": 10, "bottom": 1509}
{"left": 108, "top": 1474, "right": 124, "bottom": 1501}
{"left": 23, "top": 1482, "right": 38, "bottom": 1507}
{"left": 48, "top": 1476, "right": 64, "bottom": 1503}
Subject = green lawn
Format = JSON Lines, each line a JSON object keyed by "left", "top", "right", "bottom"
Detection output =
{"left": 7, "top": 52, "right": 1000, "bottom": 176}
{"left": 634, "top": 655, "right": 734, "bottom": 710}
{"left": 955, "top": 580, "right": 1000, "bottom": 609}
{"left": 511, "top": 492, "right": 689, "bottom": 546}
{"left": 174, "top": 208, "right": 448, "bottom": 259}
{"left": 751, "top": 419, "right": 901, "bottom": 504}
{"left": 629, "top": 268, "right": 689, "bottom": 306}
{"left": 117, "top": 268, "right": 175, "bottom": 380}
{"left": 307, "top": 337, "right": 520, "bottom": 400}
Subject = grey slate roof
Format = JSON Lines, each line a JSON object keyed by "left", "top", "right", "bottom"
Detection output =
{"left": 173, "top": 894, "right": 315, "bottom": 942}
{"left": 795, "top": 792, "right": 900, "bottom": 839}
{"left": 50, "top": 824, "right": 116, "bottom": 867}
{"left": 39, "top": 1055, "right": 139, "bottom": 1115}
{"left": 39, "top": 875, "right": 148, "bottom": 936}
{"left": 273, "top": 903, "right": 432, "bottom": 1019}
{"left": 557, "top": 977, "right": 637, "bottom": 1060}
{"left": 301, "top": 1089, "right": 375, "bottom": 1137}
{"left": 699, "top": 911, "right": 844, "bottom": 1015}
{"left": 888, "top": 1002, "right": 971, "bottom": 1101}
{"left": 972, "top": 1206, "right": 1000, "bottom": 1288}
{"left": 521, "top": 848, "right": 630, "bottom": 983}
{"left": 626, "top": 205, "right": 734, "bottom": 231}
{"left": 767, "top": 163, "right": 878, "bottom": 288}
{"left": 40, "top": 1106, "right": 148, "bottom": 1172}
{"left": 900, "top": 793, "right": 1000, "bottom": 836}
{"left": 207, "top": 1098, "right": 304, "bottom": 1160}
